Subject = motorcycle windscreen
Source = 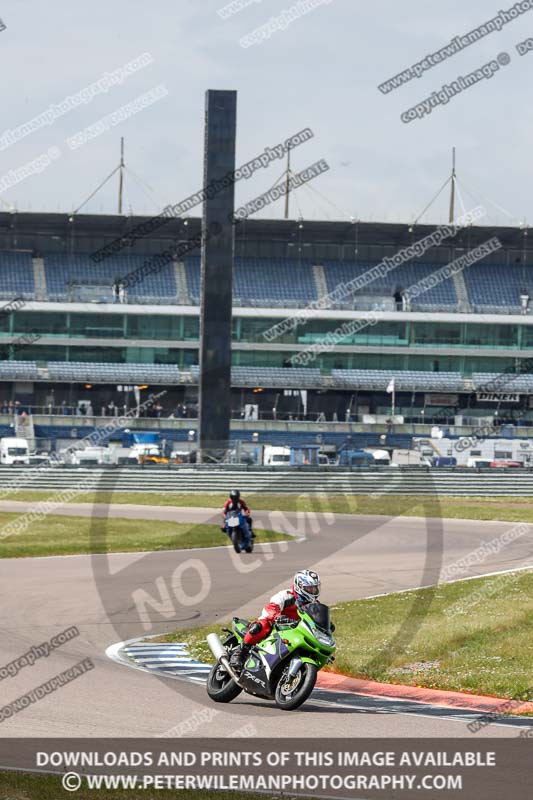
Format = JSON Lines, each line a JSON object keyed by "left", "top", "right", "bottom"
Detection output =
{"left": 305, "top": 602, "right": 331, "bottom": 632}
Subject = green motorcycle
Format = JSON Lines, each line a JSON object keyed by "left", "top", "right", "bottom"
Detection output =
{"left": 206, "top": 601, "right": 336, "bottom": 711}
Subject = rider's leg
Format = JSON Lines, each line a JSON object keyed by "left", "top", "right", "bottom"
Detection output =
{"left": 246, "top": 515, "right": 255, "bottom": 538}
{"left": 229, "top": 618, "right": 271, "bottom": 670}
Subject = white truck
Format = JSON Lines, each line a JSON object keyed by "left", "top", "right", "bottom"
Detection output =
{"left": 263, "top": 446, "right": 291, "bottom": 466}
{"left": 391, "top": 448, "right": 433, "bottom": 467}
{"left": 0, "top": 437, "right": 30, "bottom": 465}
{"left": 60, "top": 446, "right": 111, "bottom": 466}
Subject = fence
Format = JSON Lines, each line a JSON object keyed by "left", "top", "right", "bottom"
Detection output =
{"left": 0, "top": 465, "right": 532, "bottom": 495}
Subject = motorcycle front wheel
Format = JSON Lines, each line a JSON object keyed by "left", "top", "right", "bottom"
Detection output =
{"left": 274, "top": 662, "right": 317, "bottom": 710}
{"left": 231, "top": 529, "right": 243, "bottom": 553}
{"left": 206, "top": 661, "right": 243, "bottom": 703}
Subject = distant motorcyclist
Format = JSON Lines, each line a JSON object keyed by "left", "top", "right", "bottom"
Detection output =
{"left": 229, "top": 569, "right": 321, "bottom": 671}
{"left": 221, "top": 489, "right": 254, "bottom": 537}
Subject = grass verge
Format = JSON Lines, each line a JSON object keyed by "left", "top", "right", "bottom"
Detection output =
{"left": 159, "top": 570, "right": 533, "bottom": 702}
{"left": 0, "top": 514, "right": 287, "bottom": 558}
{"left": 2, "top": 491, "right": 533, "bottom": 523}
{"left": 0, "top": 771, "right": 298, "bottom": 800}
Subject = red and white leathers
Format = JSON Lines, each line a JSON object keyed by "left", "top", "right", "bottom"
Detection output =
{"left": 222, "top": 497, "right": 251, "bottom": 520}
{"left": 222, "top": 497, "right": 252, "bottom": 534}
{"left": 243, "top": 588, "right": 299, "bottom": 647}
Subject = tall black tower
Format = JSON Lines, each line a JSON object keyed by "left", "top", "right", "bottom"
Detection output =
{"left": 198, "top": 89, "right": 237, "bottom": 461}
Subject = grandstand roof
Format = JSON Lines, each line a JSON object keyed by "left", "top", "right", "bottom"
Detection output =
{"left": 0, "top": 211, "right": 530, "bottom": 256}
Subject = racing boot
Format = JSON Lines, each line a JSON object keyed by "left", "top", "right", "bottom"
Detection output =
{"left": 229, "top": 643, "right": 250, "bottom": 672}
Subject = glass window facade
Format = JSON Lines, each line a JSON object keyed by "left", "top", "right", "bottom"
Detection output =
{"left": 1, "top": 309, "right": 531, "bottom": 377}
{"left": 11, "top": 311, "right": 68, "bottom": 336}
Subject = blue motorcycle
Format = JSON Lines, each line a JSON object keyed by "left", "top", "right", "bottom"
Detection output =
{"left": 224, "top": 509, "right": 254, "bottom": 554}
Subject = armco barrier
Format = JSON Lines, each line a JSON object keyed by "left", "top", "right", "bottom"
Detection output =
{"left": 0, "top": 465, "right": 532, "bottom": 495}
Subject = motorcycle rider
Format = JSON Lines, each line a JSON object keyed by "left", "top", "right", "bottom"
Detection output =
{"left": 229, "top": 569, "right": 321, "bottom": 671}
{"left": 221, "top": 489, "right": 254, "bottom": 538}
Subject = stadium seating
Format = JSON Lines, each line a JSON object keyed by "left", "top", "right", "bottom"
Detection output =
{"left": 187, "top": 256, "right": 459, "bottom": 309}
{"left": 34, "top": 252, "right": 533, "bottom": 314}
{"left": 187, "top": 365, "right": 462, "bottom": 390}
{"left": 331, "top": 369, "right": 464, "bottom": 392}
{"left": 47, "top": 362, "right": 181, "bottom": 384}
{"left": 472, "top": 372, "right": 533, "bottom": 392}
{"left": 0, "top": 252, "right": 35, "bottom": 300}
{"left": 463, "top": 263, "right": 529, "bottom": 310}
{"left": 184, "top": 257, "right": 318, "bottom": 306}
{"left": 4, "top": 242, "right": 530, "bottom": 316}
{"left": 186, "top": 365, "right": 321, "bottom": 387}
{"left": 41, "top": 363, "right": 467, "bottom": 391}
{"left": 322, "top": 261, "right": 457, "bottom": 309}
{"left": 44, "top": 254, "right": 177, "bottom": 302}
{"left": 0, "top": 360, "right": 39, "bottom": 380}
{"left": 41, "top": 362, "right": 466, "bottom": 391}
{"left": 231, "top": 366, "right": 322, "bottom": 388}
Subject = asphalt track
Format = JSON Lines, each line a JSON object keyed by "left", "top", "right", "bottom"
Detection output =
{"left": 1, "top": 502, "right": 532, "bottom": 739}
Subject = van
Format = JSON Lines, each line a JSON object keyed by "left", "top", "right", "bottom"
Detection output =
{"left": 263, "top": 446, "right": 291, "bottom": 466}
{"left": 370, "top": 449, "right": 391, "bottom": 466}
{"left": 433, "top": 456, "right": 457, "bottom": 468}
{"left": 0, "top": 437, "right": 30, "bottom": 465}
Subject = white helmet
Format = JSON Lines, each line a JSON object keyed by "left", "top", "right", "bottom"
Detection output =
{"left": 293, "top": 569, "right": 320, "bottom": 604}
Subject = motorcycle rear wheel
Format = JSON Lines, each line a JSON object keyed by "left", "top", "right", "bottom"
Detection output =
{"left": 274, "top": 663, "right": 317, "bottom": 710}
{"left": 206, "top": 661, "right": 243, "bottom": 703}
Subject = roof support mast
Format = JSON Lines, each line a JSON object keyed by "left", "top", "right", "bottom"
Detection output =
{"left": 118, "top": 137, "right": 125, "bottom": 215}
{"left": 284, "top": 147, "right": 291, "bottom": 219}
{"left": 448, "top": 146, "right": 456, "bottom": 224}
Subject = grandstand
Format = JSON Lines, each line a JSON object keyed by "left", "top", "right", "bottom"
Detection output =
{"left": 44, "top": 253, "right": 177, "bottom": 304}
{"left": 0, "top": 211, "right": 533, "bottom": 447}
{"left": 0, "top": 249, "right": 526, "bottom": 311}
{"left": 464, "top": 261, "right": 533, "bottom": 313}
{"left": 0, "top": 251, "right": 35, "bottom": 299}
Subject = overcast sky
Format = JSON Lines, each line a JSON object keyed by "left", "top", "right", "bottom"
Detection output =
{"left": 1, "top": 0, "right": 531, "bottom": 227}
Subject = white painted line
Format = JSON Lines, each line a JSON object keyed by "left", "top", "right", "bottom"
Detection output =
{"left": 15, "top": 539, "right": 295, "bottom": 561}
{"left": 126, "top": 647, "right": 187, "bottom": 658}
{"left": 124, "top": 652, "right": 191, "bottom": 659}
{"left": 124, "top": 645, "right": 188, "bottom": 648}
{"left": 130, "top": 658, "right": 197, "bottom": 665}
{"left": 310, "top": 697, "right": 529, "bottom": 731}
{"left": 144, "top": 665, "right": 209, "bottom": 673}
{"left": 361, "top": 563, "right": 533, "bottom": 602}
{"left": 124, "top": 647, "right": 190, "bottom": 653}
{"left": 126, "top": 643, "right": 188, "bottom": 648}
{"left": 106, "top": 635, "right": 213, "bottom": 684}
